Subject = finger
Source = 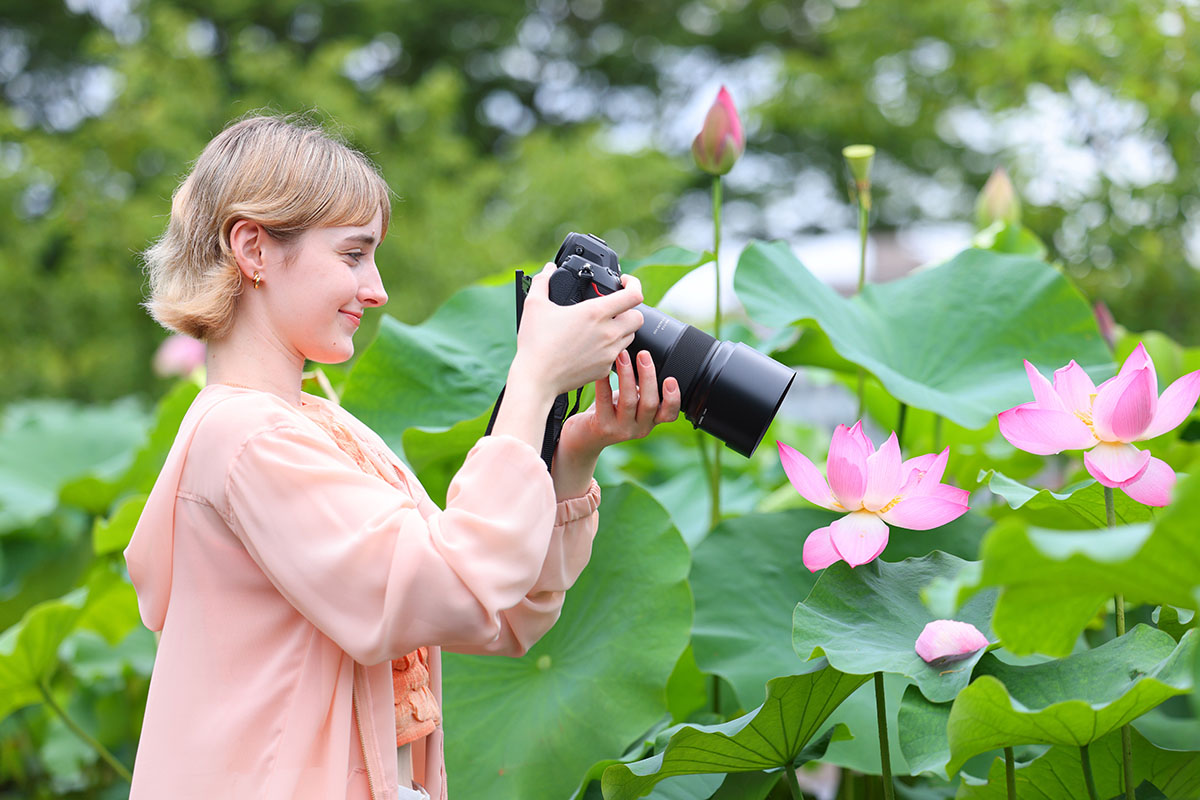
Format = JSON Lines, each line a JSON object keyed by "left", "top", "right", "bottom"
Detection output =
{"left": 634, "top": 351, "right": 660, "bottom": 425}
{"left": 594, "top": 371, "right": 615, "bottom": 422}
{"left": 526, "top": 262, "right": 556, "bottom": 298}
{"left": 656, "top": 377, "right": 682, "bottom": 424}
{"left": 620, "top": 273, "right": 643, "bottom": 299}
{"left": 590, "top": 280, "right": 644, "bottom": 317}
{"left": 612, "top": 307, "right": 644, "bottom": 337}
{"left": 614, "top": 351, "right": 638, "bottom": 418}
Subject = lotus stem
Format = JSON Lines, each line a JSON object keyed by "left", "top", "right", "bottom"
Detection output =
{"left": 1004, "top": 747, "right": 1016, "bottom": 800}
{"left": 709, "top": 176, "right": 723, "bottom": 531}
{"left": 1104, "top": 486, "right": 1136, "bottom": 800}
{"left": 1080, "top": 744, "right": 1099, "bottom": 800}
{"left": 896, "top": 403, "right": 908, "bottom": 449}
{"left": 784, "top": 762, "right": 805, "bottom": 799}
{"left": 854, "top": 192, "right": 870, "bottom": 417}
{"left": 856, "top": 194, "right": 869, "bottom": 293}
{"left": 873, "top": 672, "right": 895, "bottom": 800}
{"left": 38, "top": 680, "right": 132, "bottom": 783}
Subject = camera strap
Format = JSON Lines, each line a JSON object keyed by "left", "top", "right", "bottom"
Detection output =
{"left": 484, "top": 271, "right": 582, "bottom": 472}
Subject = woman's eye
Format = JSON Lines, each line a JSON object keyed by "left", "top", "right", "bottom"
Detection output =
{"left": 345, "top": 251, "right": 365, "bottom": 262}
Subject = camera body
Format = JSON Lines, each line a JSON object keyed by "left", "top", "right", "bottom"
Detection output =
{"left": 537, "top": 232, "right": 795, "bottom": 458}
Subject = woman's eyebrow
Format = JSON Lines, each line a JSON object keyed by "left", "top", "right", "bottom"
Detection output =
{"left": 338, "top": 233, "right": 377, "bottom": 247}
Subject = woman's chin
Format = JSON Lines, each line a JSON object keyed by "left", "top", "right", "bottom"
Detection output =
{"left": 307, "top": 345, "right": 354, "bottom": 365}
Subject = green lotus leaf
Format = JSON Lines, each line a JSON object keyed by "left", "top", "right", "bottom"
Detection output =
{"left": 600, "top": 660, "right": 866, "bottom": 800}
{"left": 342, "top": 284, "right": 517, "bottom": 454}
{"left": 623, "top": 246, "right": 710, "bottom": 307}
{"left": 735, "top": 241, "right": 1112, "bottom": 429}
{"left": 0, "top": 399, "right": 149, "bottom": 532}
{"left": 956, "top": 726, "right": 1200, "bottom": 800}
{"left": 945, "top": 626, "right": 1196, "bottom": 775}
{"left": 978, "top": 469, "right": 1154, "bottom": 528}
{"left": 64, "top": 379, "right": 201, "bottom": 513}
{"left": 442, "top": 483, "right": 692, "bottom": 799}
{"left": 793, "top": 552, "right": 997, "bottom": 703}
{"left": 948, "top": 472, "right": 1200, "bottom": 656}
{"left": 897, "top": 683, "right": 953, "bottom": 779}
{"left": 0, "top": 588, "right": 87, "bottom": 721}
{"left": 92, "top": 493, "right": 148, "bottom": 556}
{"left": 691, "top": 510, "right": 987, "bottom": 709}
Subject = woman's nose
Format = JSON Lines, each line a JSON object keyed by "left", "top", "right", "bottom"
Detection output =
{"left": 360, "top": 264, "right": 388, "bottom": 308}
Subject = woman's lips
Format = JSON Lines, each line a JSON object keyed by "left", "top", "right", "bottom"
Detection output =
{"left": 340, "top": 310, "right": 362, "bottom": 329}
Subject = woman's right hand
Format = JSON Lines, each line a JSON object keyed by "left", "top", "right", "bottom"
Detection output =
{"left": 508, "top": 262, "right": 645, "bottom": 398}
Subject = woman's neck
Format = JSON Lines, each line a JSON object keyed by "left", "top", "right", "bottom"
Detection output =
{"left": 204, "top": 319, "right": 305, "bottom": 407}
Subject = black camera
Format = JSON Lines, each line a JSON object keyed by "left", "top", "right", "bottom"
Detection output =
{"left": 538, "top": 232, "right": 796, "bottom": 458}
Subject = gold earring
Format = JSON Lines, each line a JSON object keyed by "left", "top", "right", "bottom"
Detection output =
{"left": 252, "top": 271, "right": 262, "bottom": 289}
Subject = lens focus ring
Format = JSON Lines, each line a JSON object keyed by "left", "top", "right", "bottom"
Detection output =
{"left": 662, "top": 325, "right": 717, "bottom": 402}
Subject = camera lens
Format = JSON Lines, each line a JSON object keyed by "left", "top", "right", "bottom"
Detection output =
{"left": 630, "top": 306, "right": 795, "bottom": 457}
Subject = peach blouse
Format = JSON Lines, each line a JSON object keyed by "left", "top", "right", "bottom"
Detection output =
{"left": 124, "top": 385, "right": 601, "bottom": 800}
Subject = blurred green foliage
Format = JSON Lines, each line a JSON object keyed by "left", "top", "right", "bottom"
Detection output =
{"left": 4, "top": 0, "right": 1200, "bottom": 406}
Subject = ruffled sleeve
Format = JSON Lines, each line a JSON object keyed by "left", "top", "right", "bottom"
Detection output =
{"left": 449, "top": 479, "right": 601, "bottom": 656}
{"left": 220, "top": 421, "right": 560, "bottom": 665}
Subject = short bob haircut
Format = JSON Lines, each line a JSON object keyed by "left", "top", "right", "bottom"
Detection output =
{"left": 143, "top": 114, "right": 392, "bottom": 340}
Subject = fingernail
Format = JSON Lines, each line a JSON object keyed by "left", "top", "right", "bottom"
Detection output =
{"left": 618, "top": 351, "right": 630, "bottom": 365}
{"left": 638, "top": 352, "right": 651, "bottom": 367}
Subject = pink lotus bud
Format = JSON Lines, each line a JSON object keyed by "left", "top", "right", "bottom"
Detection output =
{"left": 1093, "top": 301, "right": 1117, "bottom": 350}
{"left": 975, "top": 167, "right": 1021, "bottom": 229}
{"left": 153, "top": 334, "right": 206, "bottom": 378}
{"left": 915, "top": 619, "right": 989, "bottom": 666}
{"left": 691, "top": 86, "right": 744, "bottom": 176}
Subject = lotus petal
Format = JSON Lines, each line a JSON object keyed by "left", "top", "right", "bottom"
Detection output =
{"left": 1052, "top": 360, "right": 1098, "bottom": 416}
{"left": 828, "top": 512, "right": 889, "bottom": 568}
{"left": 900, "top": 448, "right": 950, "bottom": 496}
{"left": 778, "top": 441, "right": 835, "bottom": 510}
{"left": 1119, "top": 456, "right": 1176, "bottom": 507}
{"left": 914, "top": 619, "right": 989, "bottom": 666}
{"left": 880, "top": 495, "right": 969, "bottom": 530}
{"left": 1025, "top": 361, "right": 1067, "bottom": 412}
{"left": 1092, "top": 361, "right": 1157, "bottom": 442}
{"left": 863, "top": 433, "right": 902, "bottom": 512}
{"left": 1140, "top": 370, "right": 1200, "bottom": 440}
{"left": 827, "top": 424, "right": 869, "bottom": 510}
{"left": 1084, "top": 441, "right": 1152, "bottom": 487}
{"left": 802, "top": 525, "right": 842, "bottom": 572}
{"left": 998, "top": 405, "right": 1098, "bottom": 455}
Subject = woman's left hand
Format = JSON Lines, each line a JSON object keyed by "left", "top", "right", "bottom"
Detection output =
{"left": 551, "top": 349, "right": 681, "bottom": 499}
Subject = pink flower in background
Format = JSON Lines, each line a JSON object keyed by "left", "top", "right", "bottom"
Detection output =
{"left": 915, "top": 620, "right": 990, "bottom": 666}
{"left": 997, "top": 343, "right": 1200, "bottom": 506}
{"left": 153, "top": 334, "right": 206, "bottom": 378}
{"left": 778, "top": 422, "right": 971, "bottom": 572}
{"left": 691, "top": 86, "right": 745, "bottom": 176}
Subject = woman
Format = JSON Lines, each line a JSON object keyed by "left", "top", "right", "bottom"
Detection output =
{"left": 124, "top": 115, "right": 680, "bottom": 800}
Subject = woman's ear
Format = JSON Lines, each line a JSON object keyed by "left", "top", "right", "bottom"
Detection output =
{"left": 229, "top": 219, "right": 267, "bottom": 283}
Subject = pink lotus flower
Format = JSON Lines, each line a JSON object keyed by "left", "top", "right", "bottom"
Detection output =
{"left": 153, "top": 334, "right": 206, "bottom": 378}
{"left": 778, "top": 422, "right": 971, "bottom": 571}
{"left": 997, "top": 343, "right": 1200, "bottom": 506}
{"left": 915, "top": 620, "right": 990, "bottom": 666}
{"left": 692, "top": 86, "right": 744, "bottom": 176}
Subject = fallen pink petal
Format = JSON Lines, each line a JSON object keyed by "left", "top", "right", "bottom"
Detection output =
{"left": 915, "top": 620, "right": 990, "bottom": 666}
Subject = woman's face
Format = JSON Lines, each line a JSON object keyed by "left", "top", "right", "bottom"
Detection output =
{"left": 264, "top": 210, "right": 387, "bottom": 365}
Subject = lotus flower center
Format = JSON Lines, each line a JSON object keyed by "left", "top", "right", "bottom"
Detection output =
{"left": 879, "top": 496, "right": 901, "bottom": 513}
{"left": 1073, "top": 393, "right": 1099, "bottom": 437}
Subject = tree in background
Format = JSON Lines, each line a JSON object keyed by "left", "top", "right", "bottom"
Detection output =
{"left": 3, "top": 0, "right": 1200, "bottom": 405}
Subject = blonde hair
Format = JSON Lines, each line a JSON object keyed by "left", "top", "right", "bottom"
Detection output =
{"left": 143, "top": 114, "right": 392, "bottom": 340}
